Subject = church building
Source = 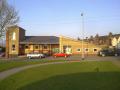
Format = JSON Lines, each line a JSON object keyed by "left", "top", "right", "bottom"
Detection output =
{"left": 6, "top": 26, "right": 101, "bottom": 58}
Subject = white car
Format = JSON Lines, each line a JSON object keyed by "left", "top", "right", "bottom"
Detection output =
{"left": 27, "top": 53, "right": 45, "bottom": 59}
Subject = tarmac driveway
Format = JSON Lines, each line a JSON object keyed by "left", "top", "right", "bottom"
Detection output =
{"left": 44, "top": 55, "right": 120, "bottom": 61}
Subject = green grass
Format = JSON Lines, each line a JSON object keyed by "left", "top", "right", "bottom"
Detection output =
{"left": 0, "top": 59, "right": 65, "bottom": 72}
{"left": 0, "top": 61, "right": 120, "bottom": 90}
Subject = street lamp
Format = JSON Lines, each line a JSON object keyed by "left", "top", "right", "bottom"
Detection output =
{"left": 86, "top": 37, "right": 88, "bottom": 56}
{"left": 81, "top": 13, "right": 85, "bottom": 60}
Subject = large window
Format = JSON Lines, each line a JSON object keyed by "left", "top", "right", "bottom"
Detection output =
{"left": 12, "top": 32, "right": 16, "bottom": 40}
{"left": 12, "top": 44, "right": 15, "bottom": 51}
{"left": 52, "top": 48, "right": 59, "bottom": 53}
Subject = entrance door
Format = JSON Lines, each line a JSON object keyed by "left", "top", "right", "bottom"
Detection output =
{"left": 66, "top": 47, "right": 72, "bottom": 54}
{"left": 63, "top": 46, "right": 72, "bottom": 54}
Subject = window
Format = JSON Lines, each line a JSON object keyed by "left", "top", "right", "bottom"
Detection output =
{"left": 12, "top": 44, "right": 15, "bottom": 51}
{"left": 25, "top": 45, "right": 29, "bottom": 49}
{"left": 93, "top": 48, "right": 97, "bottom": 52}
{"left": 35, "top": 45, "right": 39, "bottom": 49}
{"left": 12, "top": 32, "right": 16, "bottom": 40}
{"left": 52, "top": 48, "right": 59, "bottom": 53}
{"left": 85, "top": 48, "right": 89, "bottom": 52}
{"left": 77, "top": 48, "right": 81, "bottom": 52}
{"left": 43, "top": 45, "right": 48, "bottom": 49}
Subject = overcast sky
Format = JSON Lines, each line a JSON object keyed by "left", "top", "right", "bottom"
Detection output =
{"left": 8, "top": 0, "right": 120, "bottom": 38}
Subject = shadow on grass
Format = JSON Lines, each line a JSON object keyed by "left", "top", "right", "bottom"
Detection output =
{"left": 18, "top": 72, "right": 120, "bottom": 90}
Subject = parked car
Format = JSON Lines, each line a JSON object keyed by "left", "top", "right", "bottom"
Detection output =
{"left": 27, "top": 53, "right": 45, "bottom": 59}
{"left": 98, "top": 49, "right": 120, "bottom": 57}
{"left": 0, "top": 52, "right": 5, "bottom": 57}
{"left": 53, "top": 53, "right": 70, "bottom": 58}
{"left": 44, "top": 53, "right": 51, "bottom": 57}
{"left": 115, "top": 49, "right": 120, "bottom": 56}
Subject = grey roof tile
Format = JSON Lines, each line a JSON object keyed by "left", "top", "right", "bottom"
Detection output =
{"left": 20, "top": 36, "right": 59, "bottom": 44}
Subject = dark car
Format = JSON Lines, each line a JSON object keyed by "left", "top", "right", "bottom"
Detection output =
{"left": 98, "top": 49, "right": 120, "bottom": 57}
{"left": 114, "top": 49, "right": 120, "bottom": 56}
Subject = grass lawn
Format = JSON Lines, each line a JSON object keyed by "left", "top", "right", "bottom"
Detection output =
{"left": 0, "top": 61, "right": 120, "bottom": 90}
{"left": 0, "top": 59, "right": 65, "bottom": 72}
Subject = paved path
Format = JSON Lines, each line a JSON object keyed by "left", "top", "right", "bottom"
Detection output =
{"left": 0, "top": 61, "right": 80, "bottom": 80}
{"left": 111, "top": 60, "right": 120, "bottom": 67}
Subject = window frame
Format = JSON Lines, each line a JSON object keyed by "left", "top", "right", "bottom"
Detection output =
{"left": 43, "top": 45, "right": 48, "bottom": 49}
{"left": 35, "top": 45, "right": 39, "bottom": 49}
{"left": 25, "top": 45, "right": 29, "bottom": 49}
{"left": 77, "top": 48, "right": 81, "bottom": 52}
{"left": 85, "top": 48, "right": 89, "bottom": 52}
{"left": 12, "top": 44, "right": 15, "bottom": 51}
{"left": 93, "top": 48, "right": 98, "bottom": 52}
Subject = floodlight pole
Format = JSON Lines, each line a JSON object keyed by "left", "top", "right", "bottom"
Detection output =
{"left": 81, "top": 13, "right": 85, "bottom": 60}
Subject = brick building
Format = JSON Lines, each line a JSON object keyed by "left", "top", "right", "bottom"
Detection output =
{"left": 6, "top": 26, "right": 101, "bottom": 58}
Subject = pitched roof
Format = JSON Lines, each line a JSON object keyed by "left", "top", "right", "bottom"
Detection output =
{"left": 20, "top": 36, "right": 59, "bottom": 44}
{"left": 98, "top": 34, "right": 120, "bottom": 40}
{"left": 89, "top": 34, "right": 120, "bottom": 40}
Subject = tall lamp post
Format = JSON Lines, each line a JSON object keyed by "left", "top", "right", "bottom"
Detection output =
{"left": 81, "top": 13, "right": 85, "bottom": 60}
{"left": 86, "top": 37, "right": 88, "bottom": 56}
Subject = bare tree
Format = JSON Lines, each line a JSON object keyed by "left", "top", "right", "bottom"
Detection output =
{"left": 0, "top": 0, "right": 19, "bottom": 38}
